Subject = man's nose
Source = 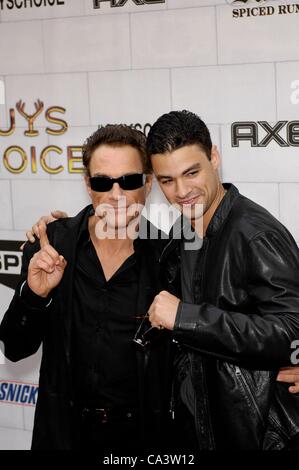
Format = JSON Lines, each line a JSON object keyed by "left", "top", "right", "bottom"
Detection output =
{"left": 175, "top": 179, "right": 191, "bottom": 199}
{"left": 110, "top": 182, "right": 123, "bottom": 199}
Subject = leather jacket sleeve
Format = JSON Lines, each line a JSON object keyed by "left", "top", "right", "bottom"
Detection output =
{"left": 0, "top": 239, "right": 52, "bottom": 362}
{"left": 173, "top": 230, "right": 299, "bottom": 370}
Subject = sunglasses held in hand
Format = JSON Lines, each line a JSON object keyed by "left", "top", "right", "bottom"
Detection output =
{"left": 133, "top": 314, "right": 164, "bottom": 348}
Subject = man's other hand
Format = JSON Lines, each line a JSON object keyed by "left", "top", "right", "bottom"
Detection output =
{"left": 21, "top": 210, "right": 68, "bottom": 250}
{"left": 277, "top": 367, "right": 299, "bottom": 394}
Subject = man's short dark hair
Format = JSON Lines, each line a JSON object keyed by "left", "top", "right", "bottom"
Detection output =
{"left": 82, "top": 124, "right": 151, "bottom": 175}
{"left": 146, "top": 110, "right": 212, "bottom": 161}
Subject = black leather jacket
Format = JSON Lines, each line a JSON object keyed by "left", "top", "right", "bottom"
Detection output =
{"left": 160, "top": 184, "right": 299, "bottom": 450}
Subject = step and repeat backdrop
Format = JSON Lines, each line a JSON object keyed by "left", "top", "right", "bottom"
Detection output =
{"left": 0, "top": 0, "right": 299, "bottom": 450}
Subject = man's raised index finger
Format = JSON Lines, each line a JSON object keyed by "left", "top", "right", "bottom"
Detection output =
{"left": 39, "top": 222, "right": 50, "bottom": 249}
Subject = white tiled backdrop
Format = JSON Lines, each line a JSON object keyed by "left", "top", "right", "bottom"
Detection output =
{"left": 0, "top": 0, "right": 299, "bottom": 449}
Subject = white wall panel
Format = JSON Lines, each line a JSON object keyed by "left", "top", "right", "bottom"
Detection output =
{"left": 0, "top": 350, "right": 41, "bottom": 384}
{"left": 276, "top": 62, "right": 299, "bottom": 121}
{"left": 0, "top": 427, "right": 32, "bottom": 450}
{"left": 131, "top": 8, "right": 217, "bottom": 68}
{"left": 0, "top": 76, "right": 8, "bottom": 129}
{"left": 232, "top": 182, "right": 280, "bottom": 220}
{"left": 0, "top": 285, "right": 14, "bottom": 322}
{"left": 11, "top": 179, "right": 89, "bottom": 230}
{"left": 0, "top": 231, "right": 26, "bottom": 241}
{"left": 168, "top": 0, "right": 225, "bottom": 7}
{"left": 23, "top": 406, "right": 35, "bottom": 433}
{"left": 280, "top": 183, "right": 299, "bottom": 244}
{"left": 172, "top": 64, "right": 276, "bottom": 124}
{"left": 0, "top": 21, "right": 44, "bottom": 75}
{"left": 221, "top": 124, "right": 299, "bottom": 183}
{"left": 217, "top": 2, "right": 299, "bottom": 64}
{"left": 89, "top": 69, "right": 171, "bottom": 125}
{"left": 0, "top": 404, "right": 24, "bottom": 431}
{"left": 0, "top": 180, "right": 13, "bottom": 229}
{"left": 5, "top": 74, "right": 90, "bottom": 127}
{"left": 43, "top": 15, "right": 131, "bottom": 73}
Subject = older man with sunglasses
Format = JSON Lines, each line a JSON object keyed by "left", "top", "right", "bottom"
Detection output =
{"left": 0, "top": 125, "right": 172, "bottom": 452}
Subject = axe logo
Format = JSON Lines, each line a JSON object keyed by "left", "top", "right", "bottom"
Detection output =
{"left": 93, "top": 0, "right": 165, "bottom": 8}
{"left": 231, "top": 121, "right": 299, "bottom": 147}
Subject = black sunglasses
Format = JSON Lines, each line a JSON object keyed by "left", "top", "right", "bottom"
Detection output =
{"left": 89, "top": 173, "right": 146, "bottom": 192}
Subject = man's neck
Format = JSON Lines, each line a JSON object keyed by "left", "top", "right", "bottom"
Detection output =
{"left": 88, "top": 215, "right": 134, "bottom": 254}
{"left": 192, "top": 183, "right": 227, "bottom": 238}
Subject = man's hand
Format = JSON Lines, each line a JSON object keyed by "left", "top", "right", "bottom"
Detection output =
{"left": 22, "top": 210, "right": 68, "bottom": 248}
{"left": 277, "top": 367, "right": 299, "bottom": 394}
{"left": 148, "top": 290, "right": 180, "bottom": 330}
{"left": 27, "top": 222, "right": 67, "bottom": 298}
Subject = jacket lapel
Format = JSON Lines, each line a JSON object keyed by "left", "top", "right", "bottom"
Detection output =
{"left": 52, "top": 206, "right": 92, "bottom": 368}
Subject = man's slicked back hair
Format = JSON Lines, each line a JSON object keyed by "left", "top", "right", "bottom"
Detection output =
{"left": 82, "top": 124, "right": 151, "bottom": 175}
{"left": 146, "top": 110, "right": 212, "bottom": 161}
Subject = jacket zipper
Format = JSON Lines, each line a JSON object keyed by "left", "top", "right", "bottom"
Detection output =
{"left": 235, "top": 366, "right": 264, "bottom": 424}
{"left": 159, "top": 239, "right": 175, "bottom": 264}
{"left": 169, "top": 379, "right": 175, "bottom": 420}
{"left": 159, "top": 217, "right": 188, "bottom": 264}
{"left": 190, "top": 352, "right": 201, "bottom": 448}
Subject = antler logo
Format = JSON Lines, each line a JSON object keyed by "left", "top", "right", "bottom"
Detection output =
{"left": 16, "top": 99, "right": 44, "bottom": 137}
{"left": 0, "top": 99, "right": 67, "bottom": 138}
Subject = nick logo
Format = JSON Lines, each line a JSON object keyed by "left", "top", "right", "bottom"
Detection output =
{"left": 93, "top": 0, "right": 165, "bottom": 7}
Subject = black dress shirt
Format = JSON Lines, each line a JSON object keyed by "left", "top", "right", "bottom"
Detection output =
{"left": 71, "top": 209, "right": 140, "bottom": 408}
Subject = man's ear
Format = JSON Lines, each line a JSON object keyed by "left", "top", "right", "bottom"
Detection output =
{"left": 85, "top": 175, "right": 92, "bottom": 197}
{"left": 210, "top": 145, "right": 221, "bottom": 171}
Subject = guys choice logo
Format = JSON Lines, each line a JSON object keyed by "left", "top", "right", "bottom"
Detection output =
{"left": 0, "top": 90, "right": 151, "bottom": 175}
{"left": 0, "top": 99, "right": 83, "bottom": 175}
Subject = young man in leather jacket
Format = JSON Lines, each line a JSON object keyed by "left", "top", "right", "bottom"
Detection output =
{"left": 146, "top": 110, "right": 299, "bottom": 450}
